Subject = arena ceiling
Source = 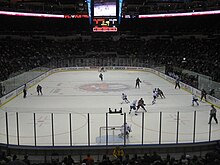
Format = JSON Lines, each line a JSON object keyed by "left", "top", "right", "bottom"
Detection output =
{"left": 0, "top": 0, "right": 219, "bottom": 15}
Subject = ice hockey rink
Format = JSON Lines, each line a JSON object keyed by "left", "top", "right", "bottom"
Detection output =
{"left": 0, "top": 70, "right": 219, "bottom": 146}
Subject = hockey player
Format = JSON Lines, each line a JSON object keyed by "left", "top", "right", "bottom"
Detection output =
{"left": 175, "top": 77, "right": 180, "bottom": 89}
{"left": 192, "top": 94, "right": 199, "bottom": 106}
{"left": 99, "top": 73, "right": 103, "bottom": 81}
{"left": 121, "top": 93, "right": 130, "bottom": 104}
{"left": 152, "top": 90, "right": 157, "bottom": 105}
{"left": 129, "top": 100, "right": 137, "bottom": 115}
{"left": 100, "top": 67, "right": 105, "bottom": 72}
{"left": 37, "top": 84, "right": 43, "bottom": 95}
{"left": 154, "top": 88, "right": 158, "bottom": 97}
{"left": 23, "top": 84, "right": 27, "bottom": 98}
{"left": 208, "top": 105, "right": 218, "bottom": 124}
{"left": 135, "top": 77, "right": 142, "bottom": 88}
{"left": 200, "top": 89, "right": 207, "bottom": 102}
{"left": 157, "top": 88, "right": 165, "bottom": 99}
{"left": 118, "top": 122, "right": 131, "bottom": 138}
{"left": 136, "top": 98, "right": 147, "bottom": 113}
{"left": 0, "top": 82, "right": 5, "bottom": 97}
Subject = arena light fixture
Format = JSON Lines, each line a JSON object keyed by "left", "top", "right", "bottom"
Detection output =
{"left": 0, "top": 9, "right": 220, "bottom": 19}
{"left": 0, "top": 10, "right": 89, "bottom": 18}
{"left": 138, "top": 10, "right": 220, "bottom": 18}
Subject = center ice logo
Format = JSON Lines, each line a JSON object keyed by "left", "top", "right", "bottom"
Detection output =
{"left": 80, "top": 83, "right": 129, "bottom": 92}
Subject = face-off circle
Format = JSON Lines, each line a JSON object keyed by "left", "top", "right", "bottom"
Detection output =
{"left": 80, "top": 83, "right": 130, "bottom": 92}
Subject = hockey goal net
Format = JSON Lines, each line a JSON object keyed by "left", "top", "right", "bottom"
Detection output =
{"left": 97, "top": 126, "right": 122, "bottom": 143}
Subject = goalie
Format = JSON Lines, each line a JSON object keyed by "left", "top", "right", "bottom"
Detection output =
{"left": 118, "top": 122, "right": 131, "bottom": 138}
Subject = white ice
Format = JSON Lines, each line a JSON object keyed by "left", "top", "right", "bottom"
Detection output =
{"left": 0, "top": 70, "right": 219, "bottom": 146}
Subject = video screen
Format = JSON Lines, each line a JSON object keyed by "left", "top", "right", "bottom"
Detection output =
{"left": 94, "top": 0, "right": 116, "bottom": 17}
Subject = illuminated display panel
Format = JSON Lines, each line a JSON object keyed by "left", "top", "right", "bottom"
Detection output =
{"left": 93, "top": 17, "right": 117, "bottom": 32}
{"left": 1, "top": 10, "right": 220, "bottom": 19}
{"left": 94, "top": 0, "right": 116, "bottom": 16}
{"left": 137, "top": 10, "right": 220, "bottom": 18}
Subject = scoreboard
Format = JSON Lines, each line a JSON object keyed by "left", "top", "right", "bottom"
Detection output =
{"left": 92, "top": 0, "right": 119, "bottom": 32}
{"left": 93, "top": 17, "right": 117, "bottom": 32}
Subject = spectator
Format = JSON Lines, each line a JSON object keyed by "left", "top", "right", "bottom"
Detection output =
{"left": 66, "top": 155, "right": 75, "bottom": 165}
{"left": 99, "top": 155, "right": 112, "bottom": 165}
{"left": 122, "top": 154, "right": 130, "bottom": 165}
{"left": 22, "top": 155, "right": 30, "bottom": 165}
{"left": 6, "top": 154, "right": 26, "bottom": 165}
{"left": 113, "top": 146, "right": 124, "bottom": 162}
{"left": 82, "top": 154, "right": 94, "bottom": 165}
{"left": 209, "top": 89, "right": 215, "bottom": 96}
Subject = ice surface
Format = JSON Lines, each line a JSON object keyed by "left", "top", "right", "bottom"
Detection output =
{"left": 0, "top": 70, "right": 219, "bottom": 146}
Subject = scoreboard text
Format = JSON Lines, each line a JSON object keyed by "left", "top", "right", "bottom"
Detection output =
{"left": 93, "top": 18, "right": 117, "bottom": 32}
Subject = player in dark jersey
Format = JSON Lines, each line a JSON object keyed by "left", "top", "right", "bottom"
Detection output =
{"left": 99, "top": 73, "right": 103, "bottom": 81}
{"left": 136, "top": 98, "right": 147, "bottom": 113}
{"left": 157, "top": 88, "right": 165, "bottom": 99}
{"left": 175, "top": 77, "right": 180, "bottom": 89}
{"left": 23, "top": 84, "right": 27, "bottom": 98}
{"left": 37, "top": 85, "right": 43, "bottom": 95}
{"left": 200, "top": 89, "right": 207, "bottom": 102}
{"left": 135, "top": 77, "right": 142, "bottom": 88}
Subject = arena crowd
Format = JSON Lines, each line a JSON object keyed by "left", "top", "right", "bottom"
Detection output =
{"left": 0, "top": 36, "right": 219, "bottom": 83}
{"left": 1, "top": 148, "right": 220, "bottom": 165}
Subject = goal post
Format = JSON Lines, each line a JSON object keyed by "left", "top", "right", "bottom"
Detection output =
{"left": 96, "top": 126, "right": 123, "bottom": 144}
{"left": 99, "top": 126, "right": 121, "bottom": 138}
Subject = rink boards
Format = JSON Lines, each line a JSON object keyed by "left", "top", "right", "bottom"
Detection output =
{"left": 0, "top": 67, "right": 220, "bottom": 146}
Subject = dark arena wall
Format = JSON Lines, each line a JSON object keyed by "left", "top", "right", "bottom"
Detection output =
{"left": 0, "top": 15, "right": 91, "bottom": 33}
{"left": 0, "top": 14, "right": 220, "bottom": 33}
{"left": 119, "top": 14, "right": 220, "bottom": 34}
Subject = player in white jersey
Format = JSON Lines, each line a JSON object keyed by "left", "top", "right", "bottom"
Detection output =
{"left": 121, "top": 93, "right": 130, "bottom": 104}
{"left": 118, "top": 122, "right": 131, "bottom": 138}
{"left": 129, "top": 100, "right": 137, "bottom": 115}
{"left": 152, "top": 90, "right": 157, "bottom": 105}
{"left": 192, "top": 94, "right": 199, "bottom": 106}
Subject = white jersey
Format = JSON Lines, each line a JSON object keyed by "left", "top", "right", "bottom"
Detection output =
{"left": 120, "top": 123, "right": 131, "bottom": 134}
{"left": 192, "top": 95, "right": 198, "bottom": 100}
{"left": 122, "top": 93, "right": 127, "bottom": 100}
{"left": 130, "top": 100, "right": 137, "bottom": 106}
{"left": 153, "top": 91, "right": 157, "bottom": 98}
